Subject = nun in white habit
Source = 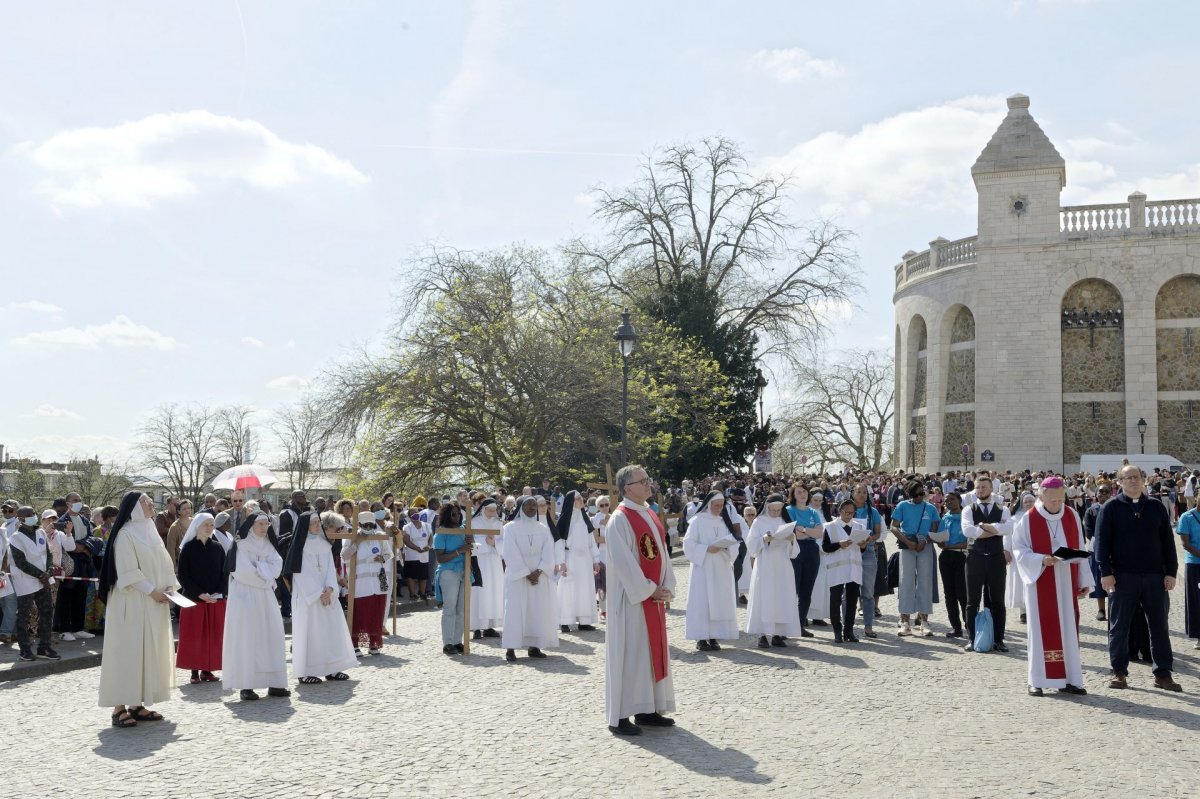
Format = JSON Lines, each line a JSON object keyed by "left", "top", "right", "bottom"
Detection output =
{"left": 222, "top": 512, "right": 290, "bottom": 700}
{"left": 282, "top": 511, "right": 357, "bottom": 684}
{"left": 98, "top": 491, "right": 179, "bottom": 728}
{"left": 470, "top": 500, "right": 505, "bottom": 638}
{"left": 554, "top": 490, "right": 601, "bottom": 632}
{"left": 745, "top": 494, "right": 803, "bottom": 647}
{"left": 682, "top": 491, "right": 739, "bottom": 650}
{"left": 500, "top": 497, "right": 558, "bottom": 661}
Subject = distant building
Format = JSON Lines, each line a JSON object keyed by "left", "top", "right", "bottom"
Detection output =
{"left": 893, "top": 94, "right": 1200, "bottom": 473}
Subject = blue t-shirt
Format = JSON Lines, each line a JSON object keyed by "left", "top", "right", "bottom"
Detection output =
{"left": 941, "top": 511, "right": 966, "bottom": 546}
{"left": 433, "top": 532, "right": 466, "bottom": 571}
{"left": 854, "top": 506, "right": 882, "bottom": 532}
{"left": 892, "top": 500, "right": 937, "bottom": 539}
{"left": 787, "top": 506, "right": 823, "bottom": 545}
{"left": 1177, "top": 509, "right": 1200, "bottom": 566}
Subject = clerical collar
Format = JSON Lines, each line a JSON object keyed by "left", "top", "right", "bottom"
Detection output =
{"left": 621, "top": 498, "right": 649, "bottom": 510}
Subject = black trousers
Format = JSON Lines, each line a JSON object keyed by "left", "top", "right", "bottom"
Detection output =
{"left": 17, "top": 588, "right": 52, "bottom": 654}
{"left": 938, "top": 550, "right": 968, "bottom": 632}
{"left": 829, "top": 582, "right": 861, "bottom": 635}
{"left": 54, "top": 579, "right": 88, "bottom": 633}
{"left": 965, "top": 548, "right": 1007, "bottom": 641}
{"left": 1108, "top": 571, "right": 1173, "bottom": 677}
{"left": 732, "top": 539, "right": 747, "bottom": 593}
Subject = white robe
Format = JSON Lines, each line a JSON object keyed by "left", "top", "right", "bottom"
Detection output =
{"left": 1003, "top": 529, "right": 1025, "bottom": 611}
{"left": 823, "top": 520, "right": 864, "bottom": 587}
{"left": 605, "top": 499, "right": 676, "bottom": 726}
{"left": 745, "top": 514, "right": 803, "bottom": 636}
{"left": 1013, "top": 503, "right": 1094, "bottom": 690}
{"left": 222, "top": 533, "right": 288, "bottom": 691}
{"left": 291, "top": 534, "right": 358, "bottom": 678}
{"left": 591, "top": 511, "right": 609, "bottom": 564}
{"left": 681, "top": 512, "right": 738, "bottom": 640}
{"left": 556, "top": 513, "right": 600, "bottom": 625}
{"left": 500, "top": 517, "right": 558, "bottom": 649}
{"left": 470, "top": 516, "right": 505, "bottom": 631}
{"left": 97, "top": 518, "right": 178, "bottom": 707}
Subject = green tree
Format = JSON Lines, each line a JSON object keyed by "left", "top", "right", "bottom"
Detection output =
{"left": 9, "top": 460, "right": 46, "bottom": 508}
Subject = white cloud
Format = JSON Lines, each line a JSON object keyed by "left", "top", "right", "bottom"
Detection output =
{"left": 28, "top": 404, "right": 81, "bottom": 420}
{"left": 760, "top": 95, "right": 1006, "bottom": 214}
{"left": 241, "top": 336, "right": 265, "bottom": 348}
{"left": 2, "top": 300, "right": 64, "bottom": 315}
{"left": 266, "top": 375, "right": 310, "bottom": 391}
{"left": 17, "top": 110, "right": 368, "bottom": 208}
{"left": 18, "top": 434, "right": 132, "bottom": 462}
{"left": 12, "top": 315, "right": 176, "bottom": 352}
{"left": 751, "top": 48, "right": 844, "bottom": 83}
{"left": 285, "top": 339, "right": 297, "bottom": 350}
{"left": 430, "top": 2, "right": 511, "bottom": 146}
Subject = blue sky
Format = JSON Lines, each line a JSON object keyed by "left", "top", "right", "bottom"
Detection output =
{"left": 4, "top": 0, "right": 1199, "bottom": 463}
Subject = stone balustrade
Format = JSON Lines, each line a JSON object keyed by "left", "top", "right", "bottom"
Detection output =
{"left": 893, "top": 235, "right": 976, "bottom": 287}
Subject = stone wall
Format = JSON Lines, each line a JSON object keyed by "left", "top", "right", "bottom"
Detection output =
{"left": 912, "top": 414, "right": 927, "bottom": 468}
{"left": 951, "top": 308, "right": 976, "bottom": 344}
{"left": 913, "top": 355, "right": 928, "bottom": 410}
{"left": 1156, "top": 275, "right": 1200, "bottom": 319}
{"left": 1159, "top": 400, "right": 1200, "bottom": 463}
{"left": 940, "top": 411, "right": 975, "bottom": 467}
{"left": 946, "top": 349, "right": 975, "bottom": 404}
{"left": 1062, "top": 401, "right": 1124, "bottom": 464}
{"left": 1156, "top": 328, "right": 1200, "bottom": 391}
{"left": 1061, "top": 327, "right": 1125, "bottom": 392}
{"left": 1063, "top": 278, "right": 1122, "bottom": 311}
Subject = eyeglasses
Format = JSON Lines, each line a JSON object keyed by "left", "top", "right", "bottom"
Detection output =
{"left": 626, "top": 478, "right": 652, "bottom": 487}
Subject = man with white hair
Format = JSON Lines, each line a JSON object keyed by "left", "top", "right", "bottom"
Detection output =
{"left": 1012, "top": 476, "right": 1092, "bottom": 697}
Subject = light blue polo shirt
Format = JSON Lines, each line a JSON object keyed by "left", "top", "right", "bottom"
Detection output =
{"left": 1177, "top": 509, "right": 1200, "bottom": 566}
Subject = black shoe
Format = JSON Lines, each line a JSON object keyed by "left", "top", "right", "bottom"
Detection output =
{"left": 18, "top": 650, "right": 35, "bottom": 662}
{"left": 443, "top": 644, "right": 457, "bottom": 656}
{"left": 36, "top": 648, "right": 61, "bottom": 661}
{"left": 240, "top": 689, "right": 260, "bottom": 701}
{"left": 945, "top": 630, "right": 963, "bottom": 639}
{"left": 757, "top": 635, "right": 770, "bottom": 649}
{"left": 800, "top": 628, "right": 815, "bottom": 638}
{"left": 483, "top": 628, "right": 500, "bottom": 638}
{"left": 738, "top": 596, "right": 748, "bottom": 605}
{"left": 633, "top": 712, "right": 676, "bottom": 727}
{"left": 505, "top": 649, "right": 516, "bottom": 662}
{"left": 528, "top": 647, "right": 547, "bottom": 658}
{"left": 1019, "top": 613, "right": 1027, "bottom": 624}
{"left": 454, "top": 643, "right": 465, "bottom": 654}
{"left": 696, "top": 639, "right": 712, "bottom": 651}
{"left": 844, "top": 633, "right": 860, "bottom": 643}
{"left": 833, "top": 632, "right": 844, "bottom": 644}
{"left": 561, "top": 625, "right": 572, "bottom": 634}
{"left": 770, "top": 635, "right": 787, "bottom": 648}
{"left": 1059, "top": 684, "right": 1088, "bottom": 695}
{"left": 267, "top": 687, "right": 291, "bottom": 698}
{"left": 993, "top": 642, "right": 1009, "bottom": 653}
{"left": 609, "top": 718, "right": 642, "bottom": 736}
{"left": 708, "top": 639, "right": 721, "bottom": 651}
{"left": 809, "top": 619, "right": 828, "bottom": 626}
{"left": 472, "top": 630, "right": 483, "bottom": 640}
{"left": 578, "top": 624, "right": 596, "bottom": 631}
{"left": 1028, "top": 686, "right": 1044, "bottom": 697}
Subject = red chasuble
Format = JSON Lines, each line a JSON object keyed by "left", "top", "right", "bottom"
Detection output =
{"left": 621, "top": 507, "right": 670, "bottom": 682}
{"left": 1027, "top": 509, "right": 1082, "bottom": 681}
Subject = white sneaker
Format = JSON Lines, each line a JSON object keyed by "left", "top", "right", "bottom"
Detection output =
{"left": 921, "top": 625, "right": 934, "bottom": 638}
{"left": 60, "top": 632, "right": 76, "bottom": 641}
{"left": 74, "top": 631, "right": 95, "bottom": 640}
{"left": 898, "top": 622, "right": 912, "bottom": 636}
{"left": 1193, "top": 639, "right": 1200, "bottom": 650}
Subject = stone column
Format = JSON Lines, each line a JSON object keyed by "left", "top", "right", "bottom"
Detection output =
{"left": 1129, "top": 191, "right": 1146, "bottom": 234}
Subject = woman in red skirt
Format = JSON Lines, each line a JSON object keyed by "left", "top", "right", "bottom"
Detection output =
{"left": 344, "top": 511, "right": 393, "bottom": 655}
{"left": 176, "top": 513, "right": 228, "bottom": 683}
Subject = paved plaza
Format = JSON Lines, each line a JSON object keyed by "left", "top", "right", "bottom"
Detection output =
{"left": 3, "top": 549, "right": 1199, "bottom": 798}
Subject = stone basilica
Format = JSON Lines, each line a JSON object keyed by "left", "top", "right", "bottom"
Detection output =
{"left": 893, "top": 94, "right": 1200, "bottom": 473}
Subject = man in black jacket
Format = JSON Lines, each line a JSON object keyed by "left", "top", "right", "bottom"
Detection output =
{"left": 1095, "top": 465, "right": 1181, "bottom": 691}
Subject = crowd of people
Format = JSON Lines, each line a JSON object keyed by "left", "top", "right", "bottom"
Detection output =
{"left": 0, "top": 461, "right": 1196, "bottom": 732}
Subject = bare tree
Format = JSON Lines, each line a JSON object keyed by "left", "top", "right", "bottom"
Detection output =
{"left": 272, "top": 398, "right": 335, "bottom": 493}
{"left": 214, "top": 406, "right": 259, "bottom": 467}
{"left": 57, "top": 455, "right": 134, "bottom": 508}
{"left": 566, "top": 137, "right": 859, "bottom": 363}
{"left": 7, "top": 461, "right": 46, "bottom": 508}
{"left": 136, "top": 404, "right": 224, "bottom": 504}
{"left": 781, "top": 349, "right": 895, "bottom": 471}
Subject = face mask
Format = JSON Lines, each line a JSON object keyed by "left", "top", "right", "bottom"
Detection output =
{"left": 71, "top": 502, "right": 83, "bottom": 514}
{"left": 22, "top": 516, "right": 38, "bottom": 527}
{"left": 374, "top": 510, "right": 387, "bottom": 521}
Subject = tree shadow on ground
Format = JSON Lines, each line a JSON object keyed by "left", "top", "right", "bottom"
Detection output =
{"left": 619, "top": 726, "right": 771, "bottom": 784}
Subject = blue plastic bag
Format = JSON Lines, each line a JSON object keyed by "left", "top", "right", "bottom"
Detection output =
{"left": 973, "top": 608, "right": 994, "bottom": 652}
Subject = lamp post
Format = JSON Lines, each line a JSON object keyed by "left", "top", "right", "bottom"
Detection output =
{"left": 613, "top": 309, "right": 637, "bottom": 466}
{"left": 961, "top": 443, "right": 969, "bottom": 476}
{"left": 908, "top": 426, "right": 918, "bottom": 471}
{"left": 754, "top": 368, "right": 769, "bottom": 430}
{"left": 1137, "top": 417, "right": 1147, "bottom": 455}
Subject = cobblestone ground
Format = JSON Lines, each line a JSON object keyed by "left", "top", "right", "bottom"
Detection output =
{"left": 3, "top": 550, "right": 1200, "bottom": 798}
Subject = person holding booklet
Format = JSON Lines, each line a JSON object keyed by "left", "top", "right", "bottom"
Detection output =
{"left": 889, "top": 481, "right": 940, "bottom": 637}
{"left": 745, "top": 494, "right": 802, "bottom": 648}
{"left": 681, "top": 492, "right": 739, "bottom": 651}
{"left": 823, "top": 500, "right": 866, "bottom": 643}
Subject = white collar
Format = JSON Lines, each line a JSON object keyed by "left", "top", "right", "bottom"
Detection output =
{"left": 621, "top": 498, "right": 649, "bottom": 511}
{"left": 1034, "top": 501, "right": 1064, "bottom": 521}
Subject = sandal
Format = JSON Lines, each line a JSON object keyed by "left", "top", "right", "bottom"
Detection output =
{"left": 200, "top": 671, "right": 219, "bottom": 682}
{"left": 129, "top": 706, "right": 163, "bottom": 722}
{"left": 325, "top": 672, "right": 350, "bottom": 681}
{"left": 111, "top": 709, "right": 137, "bottom": 728}
{"left": 299, "top": 676, "right": 322, "bottom": 685}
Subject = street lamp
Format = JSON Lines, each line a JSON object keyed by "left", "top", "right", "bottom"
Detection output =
{"left": 961, "top": 443, "right": 969, "bottom": 476}
{"left": 908, "top": 426, "right": 918, "bottom": 471}
{"left": 754, "top": 368, "right": 769, "bottom": 430}
{"left": 613, "top": 309, "right": 637, "bottom": 466}
{"left": 1137, "top": 417, "right": 1147, "bottom": 455}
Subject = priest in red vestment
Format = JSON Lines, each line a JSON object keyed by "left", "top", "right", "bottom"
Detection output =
{"left": 1012, "top": 476, "right": 1094, "bottom": 696}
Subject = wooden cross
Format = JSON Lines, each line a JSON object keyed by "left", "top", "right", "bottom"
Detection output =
{"left": 326, "top": 527, "right": 400, "bottom": 641}
{"left": 586, "top": 464, "right": 619, "bottom": 500}
{"left": 440, "top": 508, "right": 503, "bottom": 655}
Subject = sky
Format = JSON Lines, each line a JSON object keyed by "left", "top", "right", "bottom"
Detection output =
{"left": 4, "top": 0, "right": 1200, "bottom": 465}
